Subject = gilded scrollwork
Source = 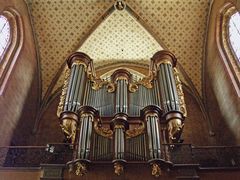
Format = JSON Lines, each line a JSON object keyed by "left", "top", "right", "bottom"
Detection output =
{"left": 151, "top": 163, "right": 161, "bottom": 177}
{"left": 75, "top": 162, "right": 87, "bottom": 176}
{"left": 128, "top": 82, "right": 138, "bottom": 93}
{"left": 91, "top": 77, "right": 107, "bottom": 90}
{"left": 106, "top": 82, "right": 116, "bottom": 93}
{"left": 57, "top": 67, "right": 70, "bottom": 117}
{"left": 137, "top": 71, "right": 155, "bottom": 89}
{"left": 126, "top": 122, "right": 145, "bottom": 139}
{"left": 94, "top": 121, "right": 113, "bottom": 139}
{"left": 173, "top": 67, "right": 187, "bottom": 117}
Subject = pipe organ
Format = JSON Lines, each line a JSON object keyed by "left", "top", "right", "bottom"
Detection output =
{"left": 57, "top": 50, "right": 187, "bottom": 177}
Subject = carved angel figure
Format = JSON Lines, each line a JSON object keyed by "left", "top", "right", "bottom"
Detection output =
{"left": 167, "top": 118, "right": 184, "bottom": 143}
{"left": 60, "top": 119, "right": 77, "bottom": 144}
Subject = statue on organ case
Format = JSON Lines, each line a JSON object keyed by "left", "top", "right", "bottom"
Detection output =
{"left": 167, "top": 118, "right": 184, "bottom": 143}
{"left": 60, "top": 118, "right": 77, "bottom": 144}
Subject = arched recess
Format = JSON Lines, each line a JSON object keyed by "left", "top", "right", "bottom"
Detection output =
{"left": 0, "top": 8, "right": 23, "bottom": 95}
{"left": 216, "top": 3, "right": 240, "bottom": 96}
{"left": 34, "top": 1, "right": 212, "bottom": 135}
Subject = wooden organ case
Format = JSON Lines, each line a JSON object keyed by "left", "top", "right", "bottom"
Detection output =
{"left": 57, "top": 50, "right": 187, "bottom": 177}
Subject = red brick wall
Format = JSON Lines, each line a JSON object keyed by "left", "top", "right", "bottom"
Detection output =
{"left": 0, "top": 0, "right": 39, "bottom": 146}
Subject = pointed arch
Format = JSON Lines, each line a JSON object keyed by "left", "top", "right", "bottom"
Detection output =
{"left": 0, "top": 8, "right": 23, "bottom": 95}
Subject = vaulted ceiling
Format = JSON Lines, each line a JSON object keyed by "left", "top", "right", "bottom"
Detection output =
{"left": 26, "top": 0, "right": 210, "bottom": 98}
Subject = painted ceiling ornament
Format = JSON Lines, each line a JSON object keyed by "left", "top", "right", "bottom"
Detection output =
{"left": 114, "top": 0, "right": 126, "bottom": 11}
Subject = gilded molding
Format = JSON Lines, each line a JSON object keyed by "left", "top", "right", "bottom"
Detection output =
{"left": 94, "top": 120, "right": 113, "bottom": 139}
{"left": 114, "top": 124, "right": 125, "bottom": 129}
{"left": 173, "top": 67, "right": 187, "bottom": 117}
{"left": 71, "top": 60, "right": 88, "bottom": 71}
{"left": 116, "top": 76, "right": 129, "bottom": 81}
{"left": 157, "top": 59, "right": 172, "bottom": 66}
{"left": 57, "top": 67, "right": 70, "bottom": 117}
{"left": 80, "top": 113, "right": 94, "bottom": 121}
{"left": 126, "top": 122, "right": 145, "bottom": 139}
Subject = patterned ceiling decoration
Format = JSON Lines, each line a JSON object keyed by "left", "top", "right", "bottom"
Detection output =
{"left": 125, "top": 0, "right": 210, "bottom": 94}
{"left": 27, "top": 0, "right": 114, "bottom": 97}
{"left": 79, "top": 9, "right": 163, "bottom": 68}
{"left": 27, "top": 0, "right": 210, "bottom": 97}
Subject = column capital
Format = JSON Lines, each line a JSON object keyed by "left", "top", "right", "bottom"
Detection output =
{"left": 141, "top": 105, "right": 163, "bottom": 119}
{"left": 111, "top": 113, "right": 129, "bottom": 130}
{"left": 59, "top": 111, "right": 78, "bottom": 123}
{"left": 111, "top": 69, "right": 132, "bottom": 83}
{"left": 78, "top": 106, "right": 99, "bottom": 118}
{"left": 151, "top": 50, "right": 177, "bottom": 67}
{"left": 67, "top": 52, "right": 92, "bottom": 68}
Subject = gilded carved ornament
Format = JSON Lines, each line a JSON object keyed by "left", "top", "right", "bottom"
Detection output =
{"left": 114, "top": 124, "right": 125, "bottom": 129}
{"left": 93, "top": 120, "right": 113, "bottom": 139}
{"left": 128, "top": 82, "right": 138, "bottom": 92}
{"left": 137, "top": 70, "right": 154, "bottom": 89}
{"left": 173, "top": 67, "right": 187, "bottom": 117}
{"left": 106, "top": 82, "right": 116, "bottom": 93}
{"left": 167, "top": 118, "right": 184, "bottom": 143}
{"left": 60, "top": 118, "right": 77, "bottom": 144}
{"left": 126, "top": 121, "right": 145, "bottom": 139}
{"left": 151, "top": 163, "right": 162, "bottom": 177}
{"left": 57, "top": 67, "right": 70, "bottom": 117}
{"left": 114, "top": 162, "right": 124, "bottom": 176}
{"left": 75, "top": 162, "right": 87, "bottom": 176}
